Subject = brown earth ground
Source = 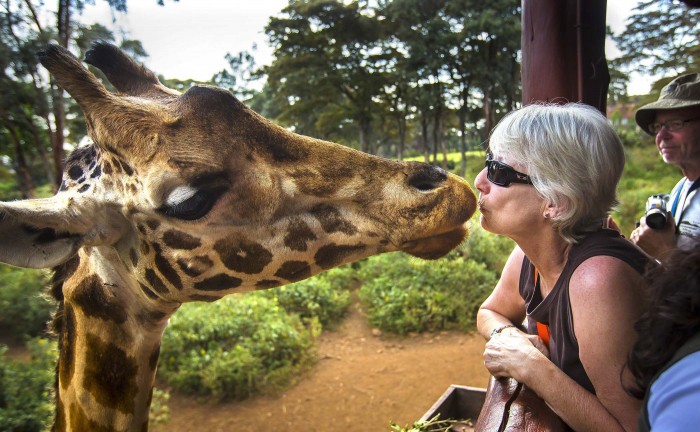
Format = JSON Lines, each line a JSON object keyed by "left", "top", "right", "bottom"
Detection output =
{"left": 152, "top": 295, "right": 491, "bottom": 432}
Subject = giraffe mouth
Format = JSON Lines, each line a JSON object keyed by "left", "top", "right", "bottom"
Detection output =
{"left": 399, "top": 225, "right": 468, "bottom": 260}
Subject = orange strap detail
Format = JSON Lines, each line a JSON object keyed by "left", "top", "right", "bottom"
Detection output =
{"left": 537, "top": 321, "right": 550, "bottom": 348}
{"left": 533, "top": 268, "right": 551, "bottom": 348}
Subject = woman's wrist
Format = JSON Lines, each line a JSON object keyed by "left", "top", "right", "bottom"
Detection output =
{"left": 490, "top": 324, "right": 517, "bottom": 338}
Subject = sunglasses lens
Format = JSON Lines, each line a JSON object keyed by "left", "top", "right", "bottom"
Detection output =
{"left": 487, "top": 161, "right": 509, "bottom": 186}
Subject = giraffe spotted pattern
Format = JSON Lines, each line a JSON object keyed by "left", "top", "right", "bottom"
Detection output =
{"left": 0, "top": 43, "right": 476, "bottom": 431}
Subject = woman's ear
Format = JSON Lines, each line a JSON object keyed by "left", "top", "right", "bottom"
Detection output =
{"left": 543, "top": 200, "right": 567, "bottom": 219}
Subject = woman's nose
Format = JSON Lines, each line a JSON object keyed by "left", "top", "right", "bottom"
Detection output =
{"left": 475, "top": 167, "right": 489, "bottom": 193}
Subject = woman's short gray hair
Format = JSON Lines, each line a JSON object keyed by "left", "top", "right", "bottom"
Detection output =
{"left": 488, "top": 103, "right": 625, "bottom": 243}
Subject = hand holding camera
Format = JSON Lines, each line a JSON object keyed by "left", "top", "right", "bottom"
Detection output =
{"left": 645, "top": 194, "right": 670, "bottom": 230}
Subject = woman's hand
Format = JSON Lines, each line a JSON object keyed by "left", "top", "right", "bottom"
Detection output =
{"left": 484, "top": 329, "right": 549, "bottom": 383}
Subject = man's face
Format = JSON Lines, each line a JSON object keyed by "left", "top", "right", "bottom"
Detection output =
{"left": 653, "top": 107, "right": 700, "bottom": 166}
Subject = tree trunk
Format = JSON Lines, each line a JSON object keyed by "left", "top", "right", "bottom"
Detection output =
{"left": 1, "top": 110, "right": 35, "bottom": 198}
{"left": 28, "top": 115, "right": 56, "bottom": 190}
{"left": 483, "top": 88, "right": 493, "bottom": 141}
{"left": 397, "top": 116, "right": 406, "bottom": 161}
{"left": 459, "top": 106, "right": 467, "bottom": 178}
{"left": 521, "top": 0, "right": 609, "bottom": 113}
{"left": 421, "top": 114, "right": 430, "bottom": 163}
{"left": 358, "top": 115, "right": 371, "bottom": 154}
{"left": 50, "top": 83, "right": 67, "bottom": 188}
{"left": 49, "top": 0, "right": 72, "bottom": 188}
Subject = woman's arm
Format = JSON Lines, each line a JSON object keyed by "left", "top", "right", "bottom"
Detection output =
{"left": 555, "top": 256, "right": 644, "bottom": 431}
{"left": 483, "top": 255, "right": 644, "bottom": 432}
{"left": 476, "top": 246, "right": 528, "bottom": 339}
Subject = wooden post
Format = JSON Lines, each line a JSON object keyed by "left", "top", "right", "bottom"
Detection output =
{"left": 473, "top": 1, "right": 611, "bottom": 429}
{"left": 521, "top": 0, "right": 609, "bottom": 114}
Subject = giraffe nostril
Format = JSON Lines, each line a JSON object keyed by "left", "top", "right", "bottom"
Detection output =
{"left": 408, "top": 165, "right": 448, "bottom": 192}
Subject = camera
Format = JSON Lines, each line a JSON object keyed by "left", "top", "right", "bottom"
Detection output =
{"left": 645, "top": 194, "right": 670, "bottom": 230}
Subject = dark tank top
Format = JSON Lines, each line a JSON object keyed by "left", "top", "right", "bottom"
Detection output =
{"left": 518, "top": 229, "right": 650, "bottom": 394}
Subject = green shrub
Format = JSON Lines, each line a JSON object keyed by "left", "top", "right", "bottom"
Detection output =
{"left": 0, "top": 265, "right": 54, "bottom": 342}
{"left": 149, "top": 388, "right": 170, "bottom": 428}
{"left": 158, "top": 294, "right": 316, "bottom": 400}
{"left": 358, "top": 253, "right": 496, "bottom": 335}
{"left": 259, "top": 274, "right": 352, "bottom": 329}
{"left": 454, "top": 221, "right": 515, "bottom": 274}
{"left": 0, "top": 338, "right": 57, "bottom": 432}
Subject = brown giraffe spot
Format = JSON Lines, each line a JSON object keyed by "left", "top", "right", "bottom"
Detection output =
{"left": 274, "top": 260, "right": 312, "bottom": 282}
{"left": 140, "top": 240, "right": 150, "bottom": 255}
{"left": 256, "top": 279, "right": 281, "bottom": 289}
{"left": 69, "top": 401, "right": 118, "bottom": 432}
{"left": 145, "top": 269, "right": 169, "bottom": 295}
{"left": 146, "top": 220, "right": 160, "bottom": 231}
{"left": 194, "top": 274, "right": 243, "bottom": 291}
{"left": 315, "top": 243, "right": 367, "bottom": 269}
{"left": 67, "top": 164, "right": 83, "bottom": 181}
{"left": 119, "top": 160, "right": 134, "bottom": 176}
{"left": 189, "top": 294, "right": 221, "bottom": 302}
{"left": 102, "top": 160, "right": 113, "bottom": 175}
{"left": 77, "top": 184, "right": 91, "bottom": 193}
{"left": 84, "top": 333, "right": 139, "bottom": 415}
{"left": 137, "top": 310, "right": 168, "bottom": 327}
{"left": 55, "top": 399, "right": 66, "bottom": 431}
{"left": 311, "top": 204, "right": 358, "bottom": 235}
{"left": 111, "top": 160, "right": 122, "bottom": 174}
{"left": 290, "top": 168, "right": 344, "bottom": 197}
{"left": 177, "top": 256, "right": 213, "bottom": 277}
{"left": 59, "top": 305, "right": 77, "bottom": 390}
{"left": 139, "top": 282, "right": 159, "bottom": 300}
{"left": 153, "top": 243, "right": 183, "bottom": 290}
{"left": 72, "top": 274, "right": 128, "bottom": 324}
{"left": 162, "top": 229, "right": 202, "bottom": 250}
{"left": 129, "top": 248, "right": 138, "bottom": 267}
{"left": 90, "top": 165, "right": 102, "bottom": 178}
{"left": 149, "top": 344, "right": 161, "bottom": 371}
{"left": 284, "top": 218, "right": 317, "bottom": 252}
{"left": 214, "top": 236, "right": 273, "bottom": 274}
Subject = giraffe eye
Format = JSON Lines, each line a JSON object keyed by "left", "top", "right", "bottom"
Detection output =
{"left": 161, "top": 187, "right": 224, "bottom": 221}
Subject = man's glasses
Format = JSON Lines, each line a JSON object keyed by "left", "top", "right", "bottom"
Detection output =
{"left": 485, "top": 153, "right": 533, "bottom": 187}
{"left": 647, "top": 117, "right": 700, "bottom": 134}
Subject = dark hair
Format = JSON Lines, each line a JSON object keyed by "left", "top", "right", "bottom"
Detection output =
{"left": 627, "top": 243, "right": 700, "bottom": 398}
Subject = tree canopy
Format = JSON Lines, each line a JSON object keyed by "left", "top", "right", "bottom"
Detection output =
{"left": 3, "top": 0, "right": 691, "bottom": 196}
{"left": 612, "top": 0, "right": 700, "bottom": 80}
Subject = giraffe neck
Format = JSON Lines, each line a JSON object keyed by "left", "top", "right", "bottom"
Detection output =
{"left": 52, "top": 249, "right": 178, "bottom": 432}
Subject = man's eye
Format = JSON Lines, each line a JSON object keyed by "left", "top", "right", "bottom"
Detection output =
{"left": 161, "top": 188, "right": 224, "bottom": 221}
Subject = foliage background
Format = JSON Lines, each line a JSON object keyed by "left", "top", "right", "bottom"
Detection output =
{"left": 0, "top": 0, "right": 698, "bottom": 430}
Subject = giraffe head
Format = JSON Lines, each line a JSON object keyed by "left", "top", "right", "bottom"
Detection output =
{"left": 0, "top": 43, "right": 476, "bottom": 430}
{"left": 0, "top": 43, "right": 476, "bottom": 300}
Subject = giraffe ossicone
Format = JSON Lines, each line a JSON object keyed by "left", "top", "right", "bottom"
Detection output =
{"left": 0, "top": 42, "right": 476, "bottom": 431}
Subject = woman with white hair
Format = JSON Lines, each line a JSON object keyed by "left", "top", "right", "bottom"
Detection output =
{"left": 475, "top": 103, "right": 650, "bottom": 431}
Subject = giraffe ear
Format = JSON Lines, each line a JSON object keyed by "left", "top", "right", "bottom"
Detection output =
{"left": 0, "top": 197, "right": 126, "bottom": 269}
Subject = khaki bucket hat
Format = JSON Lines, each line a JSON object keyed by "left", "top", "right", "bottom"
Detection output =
{"left": 635, "top": 72, "right": 700, "bottom": 135}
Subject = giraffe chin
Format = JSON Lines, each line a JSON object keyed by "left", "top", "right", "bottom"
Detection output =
{"left": 400, "top": 225, "right": 468, "bottom": 260}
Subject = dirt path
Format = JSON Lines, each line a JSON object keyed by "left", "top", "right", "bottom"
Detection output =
{"left": 153, "top": 298, "right": 491, "bottom": 432}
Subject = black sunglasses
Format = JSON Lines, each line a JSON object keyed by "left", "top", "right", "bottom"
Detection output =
{"left": 485, "top": 153, "right": 533, "bottom": 187}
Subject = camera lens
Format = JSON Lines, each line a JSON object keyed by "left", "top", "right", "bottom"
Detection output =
{"left": 646, "top": 211, "right": 667, "bottom": 230}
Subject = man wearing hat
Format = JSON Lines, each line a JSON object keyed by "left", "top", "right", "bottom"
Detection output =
{"left": 631, "top": 72, "right": 700, "bottom": 260}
